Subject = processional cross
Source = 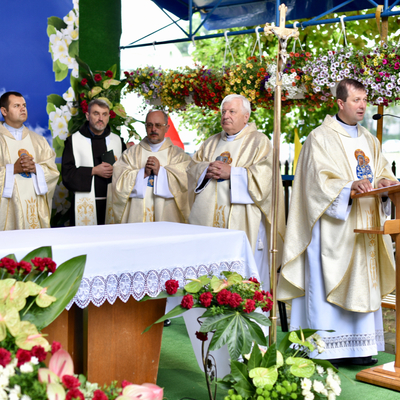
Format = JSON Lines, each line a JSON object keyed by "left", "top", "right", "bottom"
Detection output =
{"left": 263, "top": 4, "right": 298, "bottom": 345}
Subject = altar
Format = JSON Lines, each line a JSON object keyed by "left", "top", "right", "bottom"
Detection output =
{"left": 0, "top": 222, "right": 259, "bottom": 385}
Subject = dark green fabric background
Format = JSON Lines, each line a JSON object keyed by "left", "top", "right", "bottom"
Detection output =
{"left": 79, "top": 0, "right": 121, "bottom": 74}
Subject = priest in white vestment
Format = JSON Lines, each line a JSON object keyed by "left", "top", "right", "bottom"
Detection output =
{"left": 112, "top": 110, "right": 191, "bottom": 223}
{"left": 187, "top": 94, "right": 286, "bottom": 289}
{"left": 277, "top": 79, "right": 398, "bottom": 367}
{"left": 0, "top": 91, "right": 59, "bottom": 230}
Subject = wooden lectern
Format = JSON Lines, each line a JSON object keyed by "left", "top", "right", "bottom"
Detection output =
{"left": 352, "top": 184, "right": 400, "bottom": 390}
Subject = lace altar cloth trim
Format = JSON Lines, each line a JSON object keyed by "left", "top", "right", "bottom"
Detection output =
{"left": 322, "top": 331, "right": 385, "bottom": 349}
{"left": 66, "top": 260, "right": 246, "bottom": 309}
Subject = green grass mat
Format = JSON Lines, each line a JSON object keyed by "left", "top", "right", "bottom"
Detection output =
{"left": 157, "top": 317, "right": 400, "bottom": 400}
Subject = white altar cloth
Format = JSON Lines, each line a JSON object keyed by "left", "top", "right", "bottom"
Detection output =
{"left": 0, "top": 222, "right": 259, "bottom": 308}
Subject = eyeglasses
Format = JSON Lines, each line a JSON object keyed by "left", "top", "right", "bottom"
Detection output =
{"left": 145, "top": 123, "right": 167, "bottom": 129}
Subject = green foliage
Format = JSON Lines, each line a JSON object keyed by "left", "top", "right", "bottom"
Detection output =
{"left": 47, "top": 16, "right": 67, "bottom": 31}
{"left": 9, "top": 371, "right": 48, "bottom": 400}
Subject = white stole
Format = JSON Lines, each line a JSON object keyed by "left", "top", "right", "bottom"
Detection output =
{"left": 72, "top": 132, "right": 122, "bottom": 225}
{"left": 3, "top": 135, "right": 40, "bottom": 229}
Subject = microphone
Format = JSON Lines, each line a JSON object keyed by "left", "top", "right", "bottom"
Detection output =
{"left": 372, "top": 113, "right": 400, "bottom": 120}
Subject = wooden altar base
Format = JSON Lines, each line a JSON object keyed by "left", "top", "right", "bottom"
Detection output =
{"left": 356, "top": 362, "right": 400, "bottom": 391}
{"left": 42, "top": 298, "right": 166, "bottom": 386}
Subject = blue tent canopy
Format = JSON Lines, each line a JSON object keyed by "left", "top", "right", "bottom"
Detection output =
{"left": 121, "top": 0, "right": 400, "bottom": 49}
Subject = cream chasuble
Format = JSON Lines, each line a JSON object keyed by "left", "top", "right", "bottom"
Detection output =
{"left": 188, "top": 122, "right": 285, "bottom": 258}
{"left": 72, "top": 132, "right": 122, "bottom": 226}
{"left": 112, "top": 137, "right": 191, "bottom": 224}
{"left": 0, "top": 123, "right": 58, "bottom": 231}
{"left": 277, "top": 115, "right": 396, "bottom": 313}
{"left": 4, "top": 135, "right": 40, "bottom": 229}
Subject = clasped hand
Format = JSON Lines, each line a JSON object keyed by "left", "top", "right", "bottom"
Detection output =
{"left": 145, "top": 156, "right": 160, "bottom": 178}
{"left": 14, "top": 155, "right": 36, "bottom": 174}
{"left": 92, "top": 162, "right": 113, "bottom": 179}
{"left": 205, "top": 161, "right": 231, "bottom": 180}
{"left": 351, "top": 178, "right": 398, "bottom": 193}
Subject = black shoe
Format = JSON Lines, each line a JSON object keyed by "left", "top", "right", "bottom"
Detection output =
{"left": 349, "top": 356, "right": 378, "bottom": 366}
{"left": 163, "top": 319, "right": 171, "bottom": 327}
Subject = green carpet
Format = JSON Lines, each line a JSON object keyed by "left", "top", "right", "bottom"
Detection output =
{"left": 157, "top": 317, "right": 400, "bottom": 400}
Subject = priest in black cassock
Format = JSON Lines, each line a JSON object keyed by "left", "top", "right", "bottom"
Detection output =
{"left": 62, "top": 99, "right": 126, "bottom": 226}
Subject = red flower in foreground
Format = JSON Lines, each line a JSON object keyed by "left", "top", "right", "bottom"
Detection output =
{"left": 262, "top": 298, "right": 273, "bottom": 313}
{"left": 51, "top": 341, "right": 62, "bottom": 355}
{"left": 122, "top": 380, "right": 133, "bottom": 389}
{"left": 216, "top": 289, "right": 231, "bottom": 305}
{"left": 17, "top": 261, "right": 32, "bottom": 275}
{"left": 243, "top": 299, "right": 256, "bottom": 314}
{"left": 93, "top": 390, "right": 108, "bottom": 400}
{"left": 66, "top": 388, "right": 84, "bottom": 400}
{"left": 62, "top": 375, "right": 81, "bottom": 390}
{"left": 80, "top": 78, "right": 88, "bottom": 86}
{"left": 195, "top": 331, "right": 208, "bottom": 341}
{"left": 0, "top": 257, "right": 17, "bottom": 275}
{"left": 80, "top": 93, "right": 86, "bottom": 98}
{"left": 248, "top": 277, "right": 259, "bottom": 284}
{"left": 105, "top": 70, "right": 114, "bottom": 78}
{"left": 109, "top": 110, "right": 116, "bottom": 119}
{"left": 228, "top": 293, "right": 242, "bottom": 308}
{"left": 253, "top": 291, "right": 264, "bottom": 302}
{"left": 199, "top": 292, "right": 213, "bottom": 307}
{"left": 31, "top": 345, "right": 47, "bottom": 362}
{"left": 181, "top": 294, "right": 194, "bottom": 309}
{"left": 94, "top": 74, "right": 102, "bottom": 82}
{"left": 16, "top": 349, "right": 31, "bottom": 367}
{"left": 165, "top": 279, "right": 179, "bottom": 295}
{"left": 0, "top": 348, "right": 11, "bottom": 367}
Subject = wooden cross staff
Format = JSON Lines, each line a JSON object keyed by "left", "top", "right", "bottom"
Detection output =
{"left": 263, "top": 4, "right": 298, "bottom": 345}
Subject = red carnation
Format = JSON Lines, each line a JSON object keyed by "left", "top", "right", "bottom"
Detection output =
{"left": 243, "top": 299, "right": 256, "bottom": 314}
{"left": 32, "top": 257, "right": 46, "bottom": 272}
{"left": 80, "top": 93, "right": 85, "bottom": 98}
{"left": 43, "top": 257, "right": 57, "bottom": 273}
{"left": 249, "top": 277, "right": 259, "bottom": 284}
{"left": 228, "top": 293, "right": 242, "bottom": 308}
{"left": 16, "top": 348, "right": 31, "bottom": 367}
{"left": 253, "top": 291, "right": 264, "bottom": 302}
{"left": 121, "top": 380, "right": 133, "bottom": 389}
{"left": 124, "top": 71, "right": 130, "bottom": 77}
{"left": 62, "top": 375, "right": 81, "bottom": 390}
{"left": 105, "top": 70, "right": 114, "bottom": 78}
{"left": 51, "top": 341, "right": 62, "bottom": 355}
{"left": 17, "top": 260, "right": 32, "bottom": 275}
{"left": 199, "top": 292, "right": 213, "bottom": 307}
{"left": 195, "top": 331, "right": 208, "bottom": 341}
{"left": 80, "top": 78, "right": 88, "bottom": 86}
{"left": 94, "top": 74, "right": 102, "bottom": 82}
{"left": 181, "top": 294, "right": 194, "bottom": 309}
{"left": 0, "top": 257, "right": 17, "bottom": 275}
{"left": 216, "top": 289, "right": 231, "bottom": 305}
{"left": 93, "top": 390, "right": 108, "bottom": 400}
{"left": 109, "top": 110, "right": 116, "bottom": 119}
{"left": 66, "top": 388, "right": 84, "bottom": 400}
{"left": 165, "top": 279, "right": 179, "bottom": 295}
{"left": 0, "top": 348, "right": 11, "bottom": 367}
{"left": 31, "top": 345, "right": 47, "bottom": 362}
{"left": 262, "top": 298, "right": 273, "bottom": 313}
{"left": 81, "top": 101, "right": 89, "bottom": 114}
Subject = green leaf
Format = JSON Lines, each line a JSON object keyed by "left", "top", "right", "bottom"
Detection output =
{"left": 53, "top": 136, "right": 66, "bottom": 158}
{"left": 21, "top": 255, "right": 86, "bottom": 330}
{"left": 75, "top": 56, "right": 95, "bottom": 81}
{"left": 242, "top": 317, "right": 267, "bottom": 346}
{"left": 69, "top": 40, "right": 79, "bottom": 58}
{"left": 54, "top": 60, "right": 69, "bottom": 82}
{"left": 278, "top": 329, "right": 319, "bottom": 353}
{"left": 47, "top": 25, "right": 57, "bottom": 37}
{"left": 70, "top": 75, "right": 80, "bottom": 99}
{"left": 184, "top": 275, "right": 210, "bottom": 293}
{"left": 46, "top": 103, "right": 57, "bottom": 115}
{"left": 230, "top": 360, "right": 251, "bottom": 384}
{"left": 68, "top": 118, "right": 83, "bottom": 136}
{"left": 3, "top": 254, "right": 16, "bottom": 261}
{"left": 312, "top": 359, "right": 339, "bottom": 374}
{"left": 47, "top": 94, "right": 66, "bottom": 109}
{"left": 247, "top": 342, "right": 262, "bottom": 371}
{"left": 234, "top": 380, "right": 255, "bottom": 399}
{"left": 21, "top": 246, "right": 52, "bottom": 262}
{"left": 47, "top": 16, "right": 67, "bottom": 31}
{"left": 109, "top": 64, "right": 118, "bottom": 77}
{"left": 261, "top": 342, "right": 277, "bottom": 368}
{"left": 140, "top": 289, "right": 185, "bottom": 301}
{"left": 243, "top": 311, "right": 271, "bottom": 327}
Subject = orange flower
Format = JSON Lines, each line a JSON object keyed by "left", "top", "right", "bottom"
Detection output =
{"left": 295, "top": 76, "right": 301, "bottom": 80}
{"left": 291, "top": 68, "right": 296, "bottom": 73}
{"left": 290, "top": 52, "right": 294, "bottom": 57}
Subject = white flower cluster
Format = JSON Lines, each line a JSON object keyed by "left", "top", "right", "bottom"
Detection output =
{"left": 307, "top": 333, "right": 326, "bottom": 354}
{"left": 265, "top": 64, "right": 305, "bottom": 99}
{"left": 49, "top": 0, "right": 79, "bottom": 78}
{"left": 53, "top": 182, "right": 71, "bottom": 215}
{"left": 0, "top": 357, "right": 38, "bottom": 400}
{"left": 300, "top": 367, "right": 341, "bottom": 400}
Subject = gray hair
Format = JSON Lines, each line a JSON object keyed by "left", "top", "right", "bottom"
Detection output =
{"left": 88, "top": 98, "right": 110, "bottom": 113}
{"left": 220, "top": 94, "right": 251, "bottom": 117}
{"left": 146, "top": 109, "right": 169, "bottom": 124}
